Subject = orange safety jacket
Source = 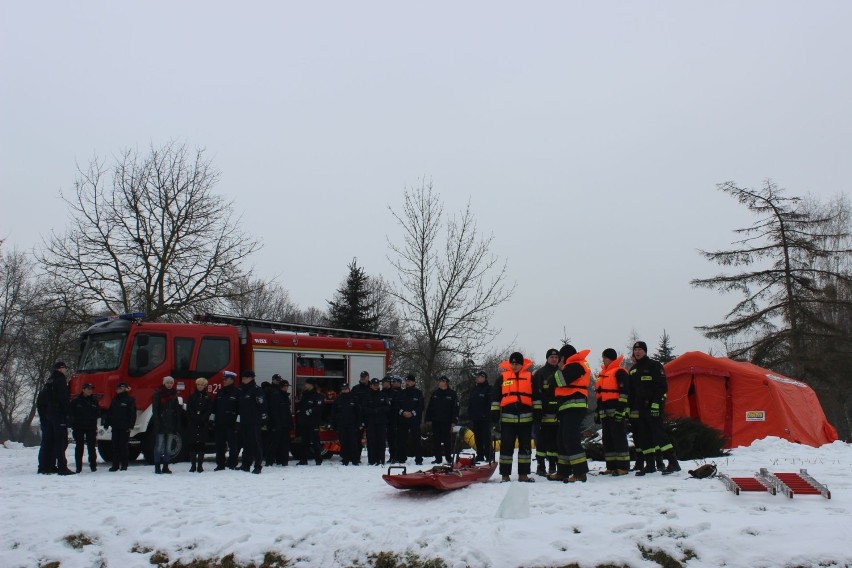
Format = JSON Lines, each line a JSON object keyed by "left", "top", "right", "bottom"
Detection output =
{"left": 498, "top": 359, "right": 534, "bottom": 408}
{"left": 595, "top": 355, "right": 625, "bottom": 403}
{"left": 555, "top": 350, "right": 591, "bottom": 410}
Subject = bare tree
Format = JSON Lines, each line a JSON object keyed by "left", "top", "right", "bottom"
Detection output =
{"left": 224, "top": 276, "right": 300, "bottom": 321}
{"left": 39, "top": 141, "right": 261, "bottom": 322}
{"left": 387, "top": 180, "right": 514, "bottom": 394}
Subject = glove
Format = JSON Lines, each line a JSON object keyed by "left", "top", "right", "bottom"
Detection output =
{"left": 650, "top": 402, "right": 660, "bottom": 417}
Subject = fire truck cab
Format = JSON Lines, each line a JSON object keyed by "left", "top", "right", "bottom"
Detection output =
{"left": 70, "top": 313, "right": 392, "bottom": 463}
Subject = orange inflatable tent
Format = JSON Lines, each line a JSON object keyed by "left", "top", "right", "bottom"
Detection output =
{"left": 664, "top": 351, "right": 838, "bottom": 448}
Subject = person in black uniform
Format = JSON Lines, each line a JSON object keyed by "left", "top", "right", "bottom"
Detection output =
{"left": 395, "top": 374, "right": 424, "bottom": 465}
{"left": 332, "top": 383, "right": 361, "bottom": 465}
{"left": 38, "top": 361, "right": 74, "bottom": 475}
{"left": 351, "top": 371, "right": 372, "bottom": 462}
{"left": 69, "top": 382, "right": 99, "bottom": 473}
{"left": 629, "top": 341, "right": 680, "bottom": 475}
{"left": 106, "top": 382, "right": 136, "bottom": 471}
{"left": 238, "top": 370, "right": 267, "bottom": 474}
{"left": 362, "top": 377, "right": 391, "bottom": 465}
{"left": 268, "top": 378, "right": 293, "bottom": 466}
{"left": 187, "top": 377, "right": 213, "bottom": 472}
{"left": 426, "top": 375, "right": 459, "bottom": 465}
{"left": 296, "top": 378, "right": 325, "bottom": 465}
{"left": 533, "top": 349, "right": 561, "bottom": 476}
{"left": 386, "top": 376, "right": 404, "bottom": 462}
{"left": 467, "top": 371, "right": 494, "bottom": 463}
{"left": 214, "top": 371, "right": 241, "bottom": 470}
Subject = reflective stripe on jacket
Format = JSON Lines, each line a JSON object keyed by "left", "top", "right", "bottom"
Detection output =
{"left": 555, "top": 349, "right": 591, "bottom": 411}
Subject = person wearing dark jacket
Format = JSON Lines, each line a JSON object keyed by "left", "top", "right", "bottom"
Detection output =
{"left": 214, "top": 371, "right": 240, "bottom": 470}
{"left": 151, "top": 376, "right": 182, "bottom": 474}
{"left": 186, "top": 377, "right": 213, "bottom": 472}
{"left": 70, "top": 382, "right": 100, "bottom": 473}
{"left": 467, "top": 371, "right": 494, "bottom": 463}
{"left": 386, "top": 376, "right": 404, "bottom": 463}
{"left": 395, "top": 374, "right": 424, "bottom": 465}
{"left": 38, "top": 361, "right": 74, "bottom": 475}
{"left": 532, "top": 349, "right": 561, "bottom": 476}
{"left": 238, "top": 370, "right": 267, "bottom": 473}
{"left": 362, "top": 378, "right": 391, "bottom": 465}
{"left": 629, "top": 341, "right": 680, "bottom": 475}
{"left": 426, "top": 375, "right": 459, "bottom": 465}
{"left": 267, "top": 378, "right": 293, "bottom": 466}
{"left": 332, "top": 383, "right": 361, "bottom": 465}
{"left": 596, "top": 348, "right": 630, "bottom": 475}
{"left": 106, "top": 382, "right": 136, "bottom": 471}
{"left": 550, "top": 344, "right": 591, "bottom": 483}
{"left": 350, "top": 371, "right": 372, "bottom": 461}
{"left": 297, "top": 378, "right": 325, "bottom": 465}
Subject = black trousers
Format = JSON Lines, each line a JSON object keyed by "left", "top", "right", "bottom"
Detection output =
{"left": 431, "top": 420, "right": 453, "bottom": 462}
{"left": 397, "top": 418, "right": 422, "bottom": 463}
{"left": 601, "top": 416, "right": 630, "bottom": 470}
{"left": 38, "top": 419, "right": 55, "bottom": 472}
{"left": 299, "top": 422, "right": 322, "bottom": 464}
{"left": 338, "top": 424, "right": 360, "bottom": 464}
{"left": 366, "top": 422, "right": 386, "bottom": 465}
{"left": 499, "top": 420, "right": 532, "bottom": 476}
{"left": 215, "top": 424, "right": 239, "bottom": 468}
{"left": 73, "top": 427, "right": 97, "bottom": 469}
{"left": 556, "top": 408, "right": 588, "bottom": 476}
{"left": 240, "top": 423, "right": 263, "bottom": 469}
{"left": 471, "top": 419, "right": 493, "bottom": 461}
{"left": 112, "top": 428, "right": 130, "bottom": 469}
{"left": 270, "top": 426, "right": 291, "bottom": 465}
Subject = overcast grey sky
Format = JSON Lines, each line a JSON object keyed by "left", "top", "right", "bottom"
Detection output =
{"left": 2, "top": 2, "right": 850, "bottom": 367}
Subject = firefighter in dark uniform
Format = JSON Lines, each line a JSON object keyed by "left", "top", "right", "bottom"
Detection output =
{"left": 332, "top": 383, "right": 361, "bottom": 465}
{"left": 214, "top": 371, "right": 240, "bottom": 470}
{"left": 551, "top": 344, "right": 591, "bottom": 483}
{"left": 629, "top": 341, "right": 680, "bottom": 475}
{"left": 38, "top": 361, "right": 73, "bottom": 475}
{"left": 69, "top": 382, "right": 99, "bottom": 473}
{"left": 533, "top": 348, "right": 560, "bottom": 476}
{"left": 426, "top": 375, "right": 459, "bottom": 465}
{"left": 467, "top": 370, "right": 494, "bottom": 464}
{"left": 350, "top": 371, "right": 372, "bottom": 462}
{"left": 595, "top": 348, "right": 631, "bottom": 475}
{"left": 395, "top": 374, "right": 424, "bottom": 465}
{"left": 296, "top": 378, "right": 325, "bottom": 465}
{"left": 268, "top": 378, "right": 293, "bottom": 466}
{"left": 387, "top": 376, "right": 404, "bottom": 462}
{"left": 187, "top": 377, "right": 213, "bottom": 473}
{"left": 106, "top": 382, "right": 136, "bottom": 472}
{"left": 492, "top": 352, "right": 536, "bottom": 482}
{"left": 362, "top": 377, "right": 391, "bottom": 465}
{"left": 238, "top": 370, "right": 267, "bottom": 474}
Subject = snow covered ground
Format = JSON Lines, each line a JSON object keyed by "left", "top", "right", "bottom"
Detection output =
{"left": 2, "top": 437, "right": 850, "bottom": 568}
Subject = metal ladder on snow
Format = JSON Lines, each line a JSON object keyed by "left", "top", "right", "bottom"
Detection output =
{"left": 718, "top": 468, "right": 830, "bottom": 499}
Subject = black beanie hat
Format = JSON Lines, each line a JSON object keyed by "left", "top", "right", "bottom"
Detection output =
{"left": 509, "top": 352, "right": 524, "bottom": 364}
{"left": 545, "top": 348, "right": 559, "bottom": 359}
{"left": 633, "top": 341, "right": 648, "bottom": 352}
{"left": 559, "top": 344, "right": 577, "bottom": 359}
{"left": 602, "top": 348, "right": 618, "bottom": 361}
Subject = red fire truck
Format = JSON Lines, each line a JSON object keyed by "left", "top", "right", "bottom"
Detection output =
{"left": 69, "top": 312, "right": 392, "bottom": 463}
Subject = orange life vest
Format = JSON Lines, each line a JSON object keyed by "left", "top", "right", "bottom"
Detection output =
{"left": 498, "top": 358, "right": 533, "bottom": 408}
{"left": 555, "top": 349, "right": 591, "bottom": 398}
{"left": 595, "top": 355, "right": 624, "bottom": 403}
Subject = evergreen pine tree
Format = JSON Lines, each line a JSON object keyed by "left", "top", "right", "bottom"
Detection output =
{"left": 654, "top": 330, "right": 677, "bottom": 363}
{"left": 327, "top": 259, "right": 379, "bottom": 332}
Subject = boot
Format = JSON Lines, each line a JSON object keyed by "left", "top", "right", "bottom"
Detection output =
{"left": 196, "top": 454, "right": 204, "bottom": 473}
{"left": 162, "top": 464, "right": 172, "bottom": 474}
{"left": 548, "top": 458, "right": 557, "bottom": 475}
{"left": 517, "top": 475, "right": 535, "bottom": 483}
{"left": 635, "top": 461, "right": 656, "bottom": 476}
{"left": 90, "top": 463, "right": 97, "bottom": 472}
{"left": 501, "top": 475, "right": 511, "bottom": 482}
{"left": 189, "top": 458, "right": 197, "bottom": 473}
{"left": 631, "top": 455, "right": 644, "bottom": 472}
{"left": 547, "top": 471, "right": 566, "bottom": 481}
{"left": 563, "top": 473, "right": 587, "bottom": 483}
{"left": 76, "top": 463, "right": 83, "bottom": 474}
{"left": 662, "top": 460, "right": 681, "bottom": 475}
{"left": 155, "top": 464, "right": 162, "bottom": 474}
{"left": 655, "top": 451, "right": 666, "bottom": 472}
{"left": 535, "top": 458, "right": 547, "bottom": 477}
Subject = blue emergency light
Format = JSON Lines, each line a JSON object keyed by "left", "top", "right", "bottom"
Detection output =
{"left": 94, "top": 312, "right": 146, "bottom": 323}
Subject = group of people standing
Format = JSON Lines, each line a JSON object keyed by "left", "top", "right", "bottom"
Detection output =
{"left": 491, "top": 341, "right": 680, "bottom": 483}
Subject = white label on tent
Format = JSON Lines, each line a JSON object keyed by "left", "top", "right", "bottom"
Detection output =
{"left": 745, "top": 410, "right": 766, "bottom": 422}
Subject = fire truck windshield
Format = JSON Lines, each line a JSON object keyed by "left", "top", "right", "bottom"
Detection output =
{"left": 78, "top": 331, "right": 128, "bottom": 372}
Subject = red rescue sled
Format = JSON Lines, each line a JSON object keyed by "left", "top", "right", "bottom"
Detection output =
{"left": 382, "top": 457, "right": 498, "bottom": 491}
